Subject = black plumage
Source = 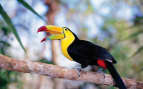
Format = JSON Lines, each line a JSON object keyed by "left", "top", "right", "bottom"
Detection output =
{"left": 67, "top": 33, "right": 126, "bottom": 89}
{"left": 68, "top": 39, "right": 116, "bottom": 68}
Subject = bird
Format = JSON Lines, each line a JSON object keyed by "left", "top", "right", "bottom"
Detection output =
{"left": 37, "top": 25, "right": 127, "bottom": 89}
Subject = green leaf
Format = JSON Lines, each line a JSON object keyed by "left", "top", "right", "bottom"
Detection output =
{"left": 1, "top": 26, "right": 11, "bottom": 35}
{"left": 0, "top": 40, "right": 10, "bottom": 47}
{"left": 132, "top": 46, "right": 143, "bottom": 57}
{"left": 17, "top": 0, "right": 46, "bottom": 21}
{"left": 39, "top": 58, "right": 53, "bottom": 64}
{"left": 0, "top": 69, "right": 19, "bottom": 88}
{"left": 124, "top": 30, "right": 143, "bottom": 40}
{"left": 0, "top": 4, "right": 26, "bottom": 52}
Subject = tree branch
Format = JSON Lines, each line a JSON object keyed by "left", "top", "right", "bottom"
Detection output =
{"left": 0, "top": 54, "right": 142, "bottom": 89}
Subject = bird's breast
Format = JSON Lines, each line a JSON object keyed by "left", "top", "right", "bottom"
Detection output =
{"left": 61, "top": 37, "right": 74, "bottom": 61}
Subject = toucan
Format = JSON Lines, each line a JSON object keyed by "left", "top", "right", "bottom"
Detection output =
{"left": 37, "top": 25, "right": 127, "bottom": 89}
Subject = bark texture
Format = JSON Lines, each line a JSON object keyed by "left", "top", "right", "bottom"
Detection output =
{"left": 0, "top": 54, "right": 142, "bottom": 89}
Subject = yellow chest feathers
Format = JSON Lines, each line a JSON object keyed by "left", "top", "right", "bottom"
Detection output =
{"left": 61, "top": 31, "right": 75, "bottom": 61}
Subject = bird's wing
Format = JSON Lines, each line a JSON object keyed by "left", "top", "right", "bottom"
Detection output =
{"left": 68, "top": 40, "right": 116, "bottom": 64}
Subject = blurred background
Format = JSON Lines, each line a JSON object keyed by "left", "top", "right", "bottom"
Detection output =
{"left": 0, "top": 0, "right": 143, "bottom": 89}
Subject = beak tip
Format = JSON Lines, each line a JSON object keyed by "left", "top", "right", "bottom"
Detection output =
{"left": 37, "top": 26, "right": 47, "bottom": 32}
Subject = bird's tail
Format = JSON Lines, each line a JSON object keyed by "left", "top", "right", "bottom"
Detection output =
{"left": 105, "top": 61, "right": 127, "bottom": 89}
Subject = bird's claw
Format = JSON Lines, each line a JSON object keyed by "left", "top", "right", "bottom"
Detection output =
{"left": 74, "top": 68, "right": 82, "bottom": 77}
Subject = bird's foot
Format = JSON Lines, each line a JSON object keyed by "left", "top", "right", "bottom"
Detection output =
{"left": 73, "top": 65, "right": 89, "bottom": 78}
{"left": 74, "top": 67, "right": 82, "bottom": 77}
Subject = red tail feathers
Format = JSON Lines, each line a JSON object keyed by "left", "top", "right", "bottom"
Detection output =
{"left": 97, "top": 59, "right": 107, "bottom": 69}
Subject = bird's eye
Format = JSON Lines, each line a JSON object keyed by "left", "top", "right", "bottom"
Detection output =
{"left": 65, "top": 28, "right": 68, "bottom": 31}
{"left": 63, "top": 27, "right": 69, "bottom": 31}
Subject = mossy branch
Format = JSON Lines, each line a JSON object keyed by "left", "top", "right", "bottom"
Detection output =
{"left": 0, "top": 54, "right": 142, "bottom": 89}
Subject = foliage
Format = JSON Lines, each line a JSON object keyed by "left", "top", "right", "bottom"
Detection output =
{"left": 17, "top": 0, "right": 46, "bottom": 21}
{"left": 0, "top": 69, "right": 19, "bottom": 89}
{"left": 39, "top": 58, "right": 54, "bottom": 64}
{"left": 0, "top": 0, "right": 45, "bottom": 88}
{"left": 0, "top": 4, "right": 26, "bottom": 52}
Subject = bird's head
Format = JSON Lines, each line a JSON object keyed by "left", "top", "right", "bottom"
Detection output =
{"left": 37, "top": 25, "right": 75, "bottom": 42}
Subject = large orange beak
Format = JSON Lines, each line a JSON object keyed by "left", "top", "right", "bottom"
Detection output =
{"left": 37, "top": 25, "right": 64, "bottom": 42}
{"left": 38, "top": 25, "right": 63, "bottom": 34}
